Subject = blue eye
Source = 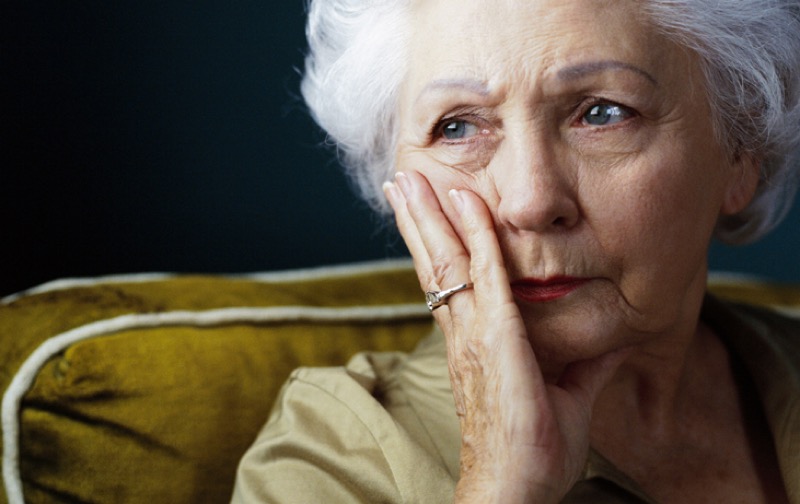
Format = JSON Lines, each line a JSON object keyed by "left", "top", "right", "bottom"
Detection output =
{"left": 441, "top": 120, "right": 479, "bottom": 140}
{"left": 583, "top": 103, "right": 630, "bottom": 126}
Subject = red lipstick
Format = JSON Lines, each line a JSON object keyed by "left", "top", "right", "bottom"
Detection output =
{"left": 510, "top": 277, "right": 589, "bottom": 303}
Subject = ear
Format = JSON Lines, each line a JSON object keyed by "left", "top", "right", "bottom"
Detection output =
{"left": 721, "top": 154, "right": 760, "bottom": 216}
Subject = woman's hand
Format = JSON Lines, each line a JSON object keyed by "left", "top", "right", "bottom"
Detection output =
{"left": 383, "top": 171, "right": 628, "bottom": 503}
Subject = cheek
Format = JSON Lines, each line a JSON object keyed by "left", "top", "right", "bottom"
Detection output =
{"left": 584, "top": 139, "right": 724, "bottom": 244}
{"left": 584, "top": 149, "right": 723, "bottom": 306}
{"left": 396, "top": 148, "right": 486, "bottom": 241}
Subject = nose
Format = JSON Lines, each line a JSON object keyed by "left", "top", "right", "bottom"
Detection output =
{"left": 493, "top": 139, "right": 580, "bottom": 233}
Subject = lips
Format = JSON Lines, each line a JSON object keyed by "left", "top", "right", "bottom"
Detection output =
{"left": 510, "top": 277, "right": 589, "bottom": 303}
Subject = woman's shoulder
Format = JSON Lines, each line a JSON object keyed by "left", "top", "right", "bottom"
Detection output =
{"left": 704, "top": 293, "right": 800, "bottom": 496}
{"left": 231, "top": 330, "right": 457, "bottom": 503}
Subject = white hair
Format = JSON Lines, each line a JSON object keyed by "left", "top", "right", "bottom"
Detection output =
{"left": 301, "top": 0, "right": 800, "bottom": 244}
{"left": 301, "top": 0, "right": 411, "bottom": 213}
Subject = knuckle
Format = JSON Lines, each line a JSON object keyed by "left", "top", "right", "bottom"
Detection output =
{"left": 430, "top": 250, "right": 471, "bottom": 285}
{"left": 429, "top": 260, "right": 456, "bottom": 288}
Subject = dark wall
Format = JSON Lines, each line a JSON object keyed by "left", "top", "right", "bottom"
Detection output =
{"left": 2, "top": 1, "right": 799, "bottom": 297}
{"left": 1, "top": 1, "right": 407, "bottom": 297}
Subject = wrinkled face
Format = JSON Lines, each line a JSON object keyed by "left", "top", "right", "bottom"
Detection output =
{"left": 395, "top": 0, "right": 756, "bottom": 360}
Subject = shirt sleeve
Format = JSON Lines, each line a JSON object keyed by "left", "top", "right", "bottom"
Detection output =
{"left": 231, "top": 364, "right": 455, "bottom": 504}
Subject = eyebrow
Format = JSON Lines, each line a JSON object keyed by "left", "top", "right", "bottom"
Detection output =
{"left": 416, "top": 78, "right": 490, "bottom": 103}
{"left": 557, "top": 60, "right": 658, "bottom": 86}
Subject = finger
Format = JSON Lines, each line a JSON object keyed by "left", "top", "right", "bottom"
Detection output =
{"left": 394, "top": 171, "right": 472, "bottom": 294}
{"left": 383, "top": 180, "right": 434, "bottom": 282}
{"left": 449, "top": 188, "right": 515, "bottom": 308}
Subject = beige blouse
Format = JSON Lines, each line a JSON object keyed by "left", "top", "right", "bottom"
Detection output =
{"left": 232, "top": 296, "right": 800, "bottom": 503}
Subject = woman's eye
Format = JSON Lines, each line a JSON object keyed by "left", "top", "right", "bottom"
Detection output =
{"left": 582, "top": 103, "right": 632, "bottom": 126}
{"left": 441, "top": 120, "right": 480, "bottom": 140}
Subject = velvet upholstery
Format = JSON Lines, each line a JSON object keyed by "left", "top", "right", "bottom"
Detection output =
{"left": 1, "top": 262, "right": 431, "bottom": 504}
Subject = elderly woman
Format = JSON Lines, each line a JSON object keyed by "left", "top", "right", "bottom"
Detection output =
{"left": 233, "top": 0, "right": 800, "bottom": 502}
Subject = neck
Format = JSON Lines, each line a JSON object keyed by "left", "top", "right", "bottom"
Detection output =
{"left": 590, "top": 313, "right": 736, "bottom": 448}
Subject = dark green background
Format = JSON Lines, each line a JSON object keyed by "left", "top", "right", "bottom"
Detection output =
{"left": 2, "top": 1, "right": 798, "bottom": 297}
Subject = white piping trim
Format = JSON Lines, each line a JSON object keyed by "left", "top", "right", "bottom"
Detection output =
{"left": 708, "top": 271, "right": 773, "bottom": 285}
{"left": 1, "top": 258, "right": 415, "bottom": 305}
{"left": 239, "top": 258, "right": 414, "bottom": 283}
{"left": 1, "top": 273, "right": 176, "bottom": 305}
{"left": 708, "top": 272, "right": 800, "bottom": 316}
{"left": 2, "top": 303, "right": 430, "bottom": 504}
{"left": 774, "top": 306, "right": 800, "bottom": 318}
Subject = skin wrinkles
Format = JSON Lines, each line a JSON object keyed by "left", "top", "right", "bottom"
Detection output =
{"left": 396, "top": 0, "right": 757, "bottom": 363}
{"left": 411, "top": 101, "right": 656, "bottom": 335}
{"left": 416, "top": 60, "right": 658, "bottom": 108}
{"left": 410, "top": 67, "right": 675, "bottom": 179}
{"left": 386, "top": 1, "right": 783, "bottom": 500}
{"left": 556, "top": 60, "right": 659, "bottom": 87}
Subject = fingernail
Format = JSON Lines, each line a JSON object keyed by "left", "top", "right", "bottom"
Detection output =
{"left": 382, "top": 181, "right": 403, "bottom": 204}
{"left": 395, "top": 172, "right": 411, "bottom": 196}
{"left": 449, "top": 189, "right": 464, "bottom": 213}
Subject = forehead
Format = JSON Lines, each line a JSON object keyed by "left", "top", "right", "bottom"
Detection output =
{"left": 406, "top": 0, "right": 673, "bottom": 91}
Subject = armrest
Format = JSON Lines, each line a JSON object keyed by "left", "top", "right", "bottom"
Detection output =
{"left": 1, "top": 260, "right": 431, "bottom": 504}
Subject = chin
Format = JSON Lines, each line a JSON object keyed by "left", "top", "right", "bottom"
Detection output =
{"left": 517, "top": 299, "right": 644, "bottom": 370}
